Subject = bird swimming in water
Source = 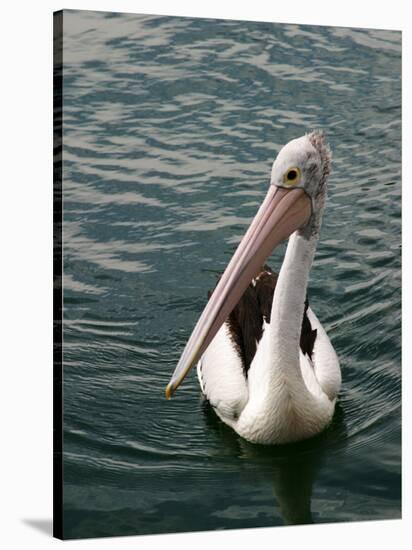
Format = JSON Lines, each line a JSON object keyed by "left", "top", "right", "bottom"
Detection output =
{"left": 166, "top": 131, "right": 341, "bottom": 445}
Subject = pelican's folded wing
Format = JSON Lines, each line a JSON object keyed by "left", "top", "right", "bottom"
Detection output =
{"left": 197, "top": 321, "right": 249, "bottom": 423}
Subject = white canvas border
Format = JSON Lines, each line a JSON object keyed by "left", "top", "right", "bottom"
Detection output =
{"left": 0, "top": 1, "right": 409, "bottom": 549}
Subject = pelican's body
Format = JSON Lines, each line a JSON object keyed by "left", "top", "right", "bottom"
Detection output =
{"left": 167, "top": 132, "right": 341, "bottom": 445}
{"left": 197, "top": 239, "right": 341, "bottom": 445}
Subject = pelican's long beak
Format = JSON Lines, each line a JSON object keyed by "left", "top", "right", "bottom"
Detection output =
{"left": 165, "top": 185, "right": 312, "bottom": 399}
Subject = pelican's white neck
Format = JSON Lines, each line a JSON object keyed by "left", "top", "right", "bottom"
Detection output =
{"left": 269, "top": 230, "right": 318, "bottom": 377}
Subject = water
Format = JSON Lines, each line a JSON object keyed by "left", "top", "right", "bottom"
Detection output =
{"left": 61, "top": 10, "right": 401, "bottom": 539}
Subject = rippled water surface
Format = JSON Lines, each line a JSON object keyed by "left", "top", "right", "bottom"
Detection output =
{"left": 61, "top": 10, "right": 401, "bottom": 539}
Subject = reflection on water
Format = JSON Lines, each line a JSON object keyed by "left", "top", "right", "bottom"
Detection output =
{"left": 61, "top": 9, "right": 401, "bottom": 539}
{"left": 202, "top": 400, "right": 348, "bottom": 526}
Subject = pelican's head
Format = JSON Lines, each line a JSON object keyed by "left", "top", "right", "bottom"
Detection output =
{"left": 270, "top": 131, "right": 331, "bottom": 234}
{"left": 166, "top": 131, "right": 332, "bottom": 399}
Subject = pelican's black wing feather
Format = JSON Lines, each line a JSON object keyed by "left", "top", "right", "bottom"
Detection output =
{"left": 208, "top": 264, "right": 317, "bottom": 375}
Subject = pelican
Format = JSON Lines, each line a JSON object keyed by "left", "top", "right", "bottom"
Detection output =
{"left": 166, "top": 131, "right": 341, "bottom": 445}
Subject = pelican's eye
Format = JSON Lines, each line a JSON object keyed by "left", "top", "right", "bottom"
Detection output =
{"left": 283, "top": 167, "right": 301, "bottom": 185}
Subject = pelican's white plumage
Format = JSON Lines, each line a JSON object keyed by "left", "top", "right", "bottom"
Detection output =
{"left": 197, "top": 251, "right": 341, "bottom": 445}
{"left": 167, "top": 132, "right": 341, "bottom": 445}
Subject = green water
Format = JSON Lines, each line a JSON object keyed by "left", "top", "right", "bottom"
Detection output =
{"left": 61, "top": 10, "right": 401, "bottom": 539}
